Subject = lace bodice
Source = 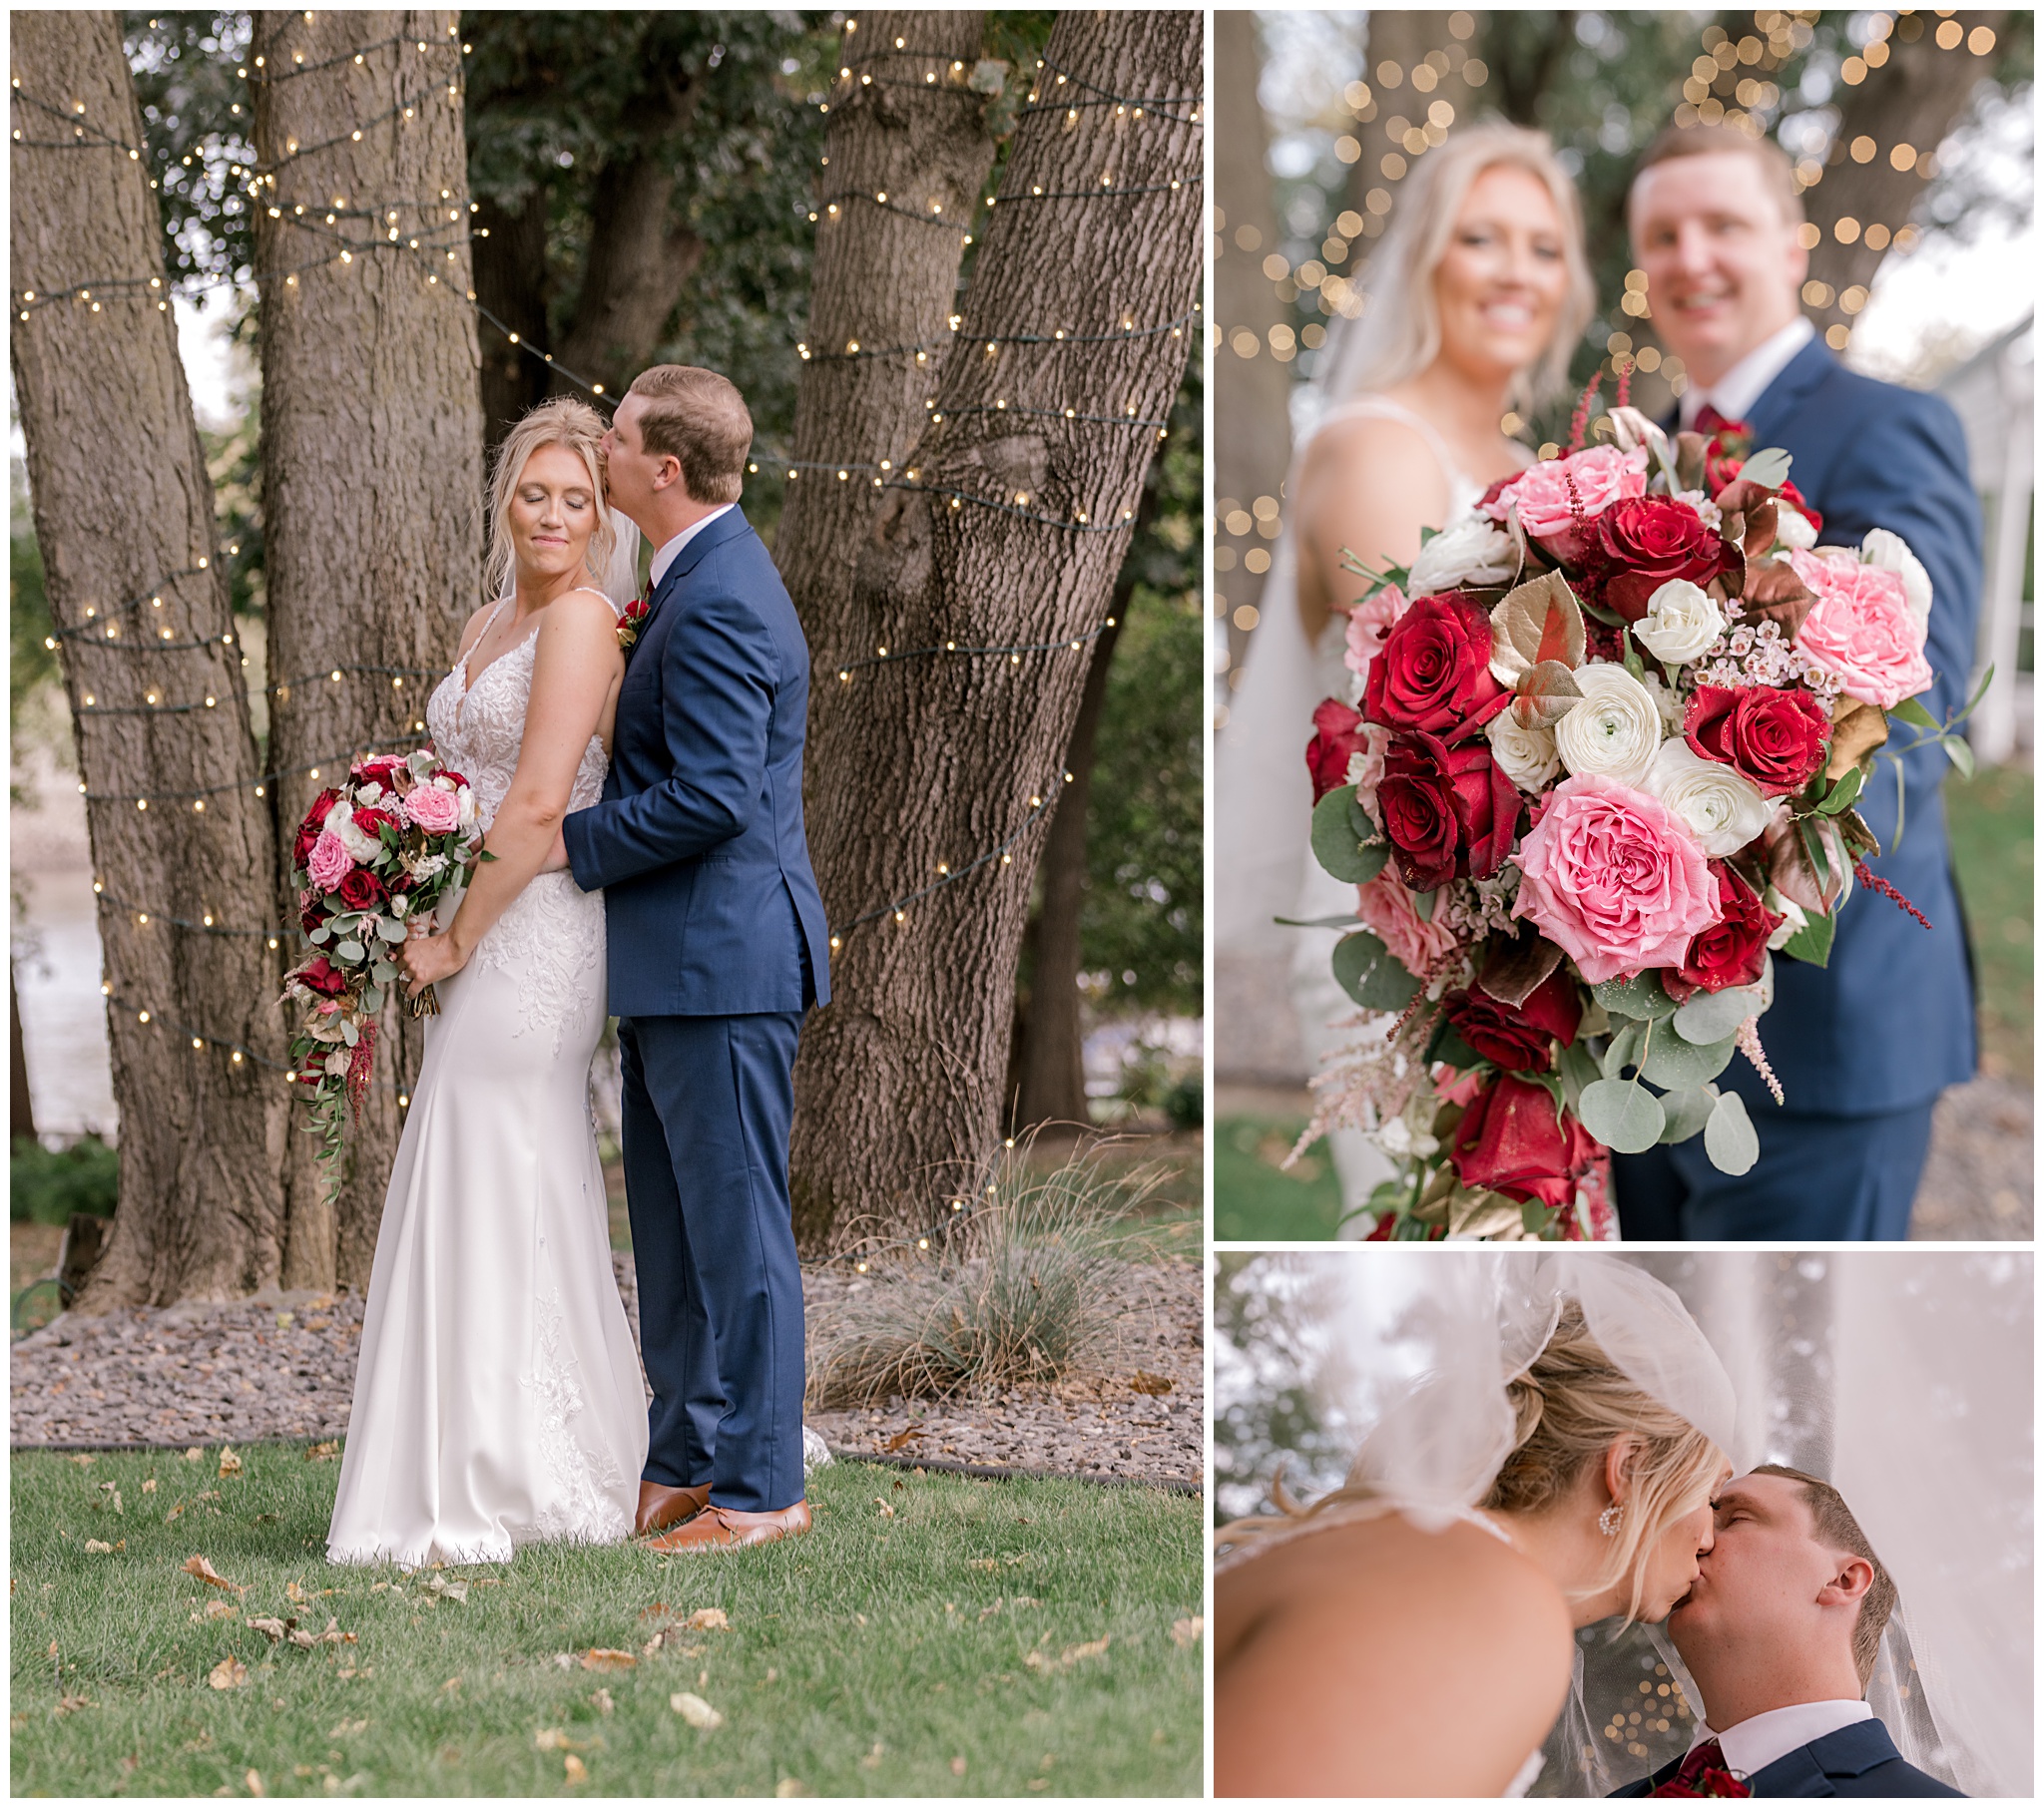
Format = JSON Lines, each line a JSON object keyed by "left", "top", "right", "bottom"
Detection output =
{"left": 422, "top": 597, "right": 614, "bottom": 1053}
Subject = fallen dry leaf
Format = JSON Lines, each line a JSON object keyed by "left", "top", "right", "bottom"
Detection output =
{"left": 1171, "top": 1616, "right": 1204, "bottom": 1649}
{"left": 55, "top": 1693, "right": 94, "bottom": 1716}
{"left": 773, "top": 1779, "right": 810, "bottom": 1798}
{"left": 872, "top": 1499, "right": 895, "bottom": 1519}
{"left": 882, "top": 1426, "right": 925, "bottom": 1452}
{"left": 304, "top": 1442, "right": 340, "bottom": 1462}
{"left": 164, "top": 1504, "right": 186, "bottom": 1524}
{"left": 183, "top": 1447, "right": 204, "bottom": 1462}
{"left": 202, "top": 1600, "right": 239, "bottom": 1621}
{"left": 439, "top": 1676, "right": 461, "bottom": 1693}
{"left": 285, "top": 1582, "right": 307, "bottom": 1604}
{"left": 591, "top": 1687, "right": 615, "bottom": 1716}
{"left": 858, "top": 1742, "right": 885, "bottom": 1771}
{"left": 1061, "top": 1635, "right": 1111, "bottom": 1666}
{"left": 563, "top": 1755, "right": 588, "bottom": 1785}
{"left": 950, "top": 1757, "right": 968, "bottom": 1777}
{"left": 421, "top": 1575, "right": 468, "bottom": 1602}
{"left": 248, "top": 1617, "right": 289, "bottom": 1643}
{"left": 246, "top": 1768, "right": 265, "bottom": 1797}
{"left": 327, "top": 1719, "right": 367, "bottom": 1739}
{"left": 534, "top": 1729, "right": 579, "bottom": 1753}
{"left": 184, "top": 1555, "right": 246, "bottom": 1595}
{"left": 83, "top": 1540, "right": 114, "bottom": 1556}
{"left": 581, "top": 1648, "right": 636, "bottom": 1671}
{"left": 218, "top": 1447, "right": 244, "bottom": 1478}
{"left": 142, "top": 1478, "right": 158, "bottom": 1495}
{"left": 671, "top": 1691, "right": 724, "bottom": 1731}
{"left": 1129, "top": 1370, "right": 1175, "bottom": 1396}
{"left": 684, "top": 1607, "right": 729, "bottom": 1632}
{"left": 207, "top": 1657, "right": 250, "bottom": 1691}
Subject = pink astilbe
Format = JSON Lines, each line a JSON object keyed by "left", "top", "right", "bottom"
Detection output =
{"left": 1737, "top": 1015, "right": 1783, "bottom": 1106}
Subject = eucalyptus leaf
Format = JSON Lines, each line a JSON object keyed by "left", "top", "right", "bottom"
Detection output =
{"left": 1274, "top": 912, "right": 1371, "bottom": 930}
{"left": 1600, "top": 1020, "right": 1645, "bottom": 1081}
{"left": 1411, "top": 889, "right": 1436, "bottom": 923}
{"left": 1657, "top": 1086, "right": 1719, "bottom": 1144}
{"left": 338, "top": 1019, "right": 359, "bottom": 1048}
{"left": 1671, "top": 989, "right": 1755, "bottom": 1045}
{"left": 1311, "top": 785, "right": 1389, "bottom": 883}
{"left": 377, "top": 916, "right": 409, "bottom": 943}
{"left": 1703, "top": 1091, "right": 1761, "bottom": 1175}
{"left": 1556, "top": 1041, "right": 1602, "bottom": 1115}
{"left": 1641, "top": 1029, "right": 1738, "bottom": 1089}
{"left": 336, "top": 940, "right": 365, "bottom": 964}
{"left": 1592, "top": 971, "right": 1677, "bottom": 1021}
{"left": 1345, "top": 790, "right": 1375, "bottom": 843}
{"left": 370, "top": 961, "right": 397, "bottom": 985}
{"left": 1578, "top": 1078, "right": 1666, "bottom": 1153}
{"left": 362, "top": 986, "right": 384, "bottom": 1014}
{"left": 310, "top": 926, "right": 331, "bottom": 946}
{"left": 1739, "top": 446, "right": 1792, "bottom": 489}
{"left": 1331, "top": 932, "right": 1422, "bottom": 1012}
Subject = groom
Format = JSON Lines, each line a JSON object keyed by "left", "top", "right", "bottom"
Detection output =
{"left": 1612, "top": 122, "right": 1983, "bottom": 1240}
{"left": 558, "top": 363, "right": 831, "bottom": 1552}
{"left": 1612, "top": 1467, "right": 1960, "bottom": 1796}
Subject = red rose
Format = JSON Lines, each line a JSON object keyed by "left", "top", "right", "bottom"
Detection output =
{"left": 435, "top": 767, "right": 468, "bottom": 791}
{"left": 297, "top": 889, "right": 324, "bottom": 934}
{"left": 351, "top": 756, "right": 405, "bottom": 783}
{"left": 1588, "top": 496, "right": 1736, "bottom": 623}
{"left": 1363, "top": 593, "right": 1510, "bottom": 740}
{"left": 1306, "top": 698, "right": 1369, "bottom": 803}
{"left": 292, "top": 820, "right": 321, "bottom": 874}
{"left": 1776, "top": 478, "right": 1822, "bottom": 539}
{"left": 1377, "top": 731, "right": 1520, "bottom": 893}
{"left": 1442, "top": 968, "right": 1583, "bottom": 1073}
{"left": 296, "top": 956, "right": 349, "bottom": 999}
{"left": 349, "top": 805, "right": 399, "bottom": 842}
{"left": 1685, "top": 684, "right": 1831, "bottom": 796}
{"left": 1665, "top": 861, "right": 1780, "bottom": 1003}
{"left": 337, "top": 867, "right": 387, "bottom": 912}
{"left": 1449, "top": 1073, "right": 1600, "bottom": 1208}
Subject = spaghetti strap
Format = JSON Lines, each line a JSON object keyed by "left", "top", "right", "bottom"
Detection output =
{"left": 1310, "top": 394, "right": 1473, "bottom": 497}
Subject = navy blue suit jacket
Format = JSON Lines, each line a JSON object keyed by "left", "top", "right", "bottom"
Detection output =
{"left": 1730, "top": 339, "right": 1982, "bottom": 1116}
{"left": 563, "top": 507, "right": 831, "bottom": 1017}
{"left": 1612, "top": 1718, "right": 1963, "bottom": 1797}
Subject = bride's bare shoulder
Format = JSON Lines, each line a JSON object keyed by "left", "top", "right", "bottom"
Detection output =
{"left": 1215, "top": 1514, "right": 1574, "bottom": 1795}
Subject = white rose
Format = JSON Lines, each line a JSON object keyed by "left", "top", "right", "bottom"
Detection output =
{"left": 1552, "top": 661, "right": 1664, "bottom": 786}
{"left": 1642, "top": 739, "right": 1775, "bottom": 857}
{"left": 354, "top": 780, "right": 385, "bottom": 808}
{"left": 1860, "top": 527, "right": 1933, "bottom": 625}
{"left": 1774, "top": 503, "right": 1817, "bottom": 550}
{"left": 1633, "top": 579, "right": 1726, "bottom": 667}
{"left": 389, "top": 892, "right": 410, "bottom": 919}
{"left": 1405, "top": 513, "right": 1517, "bottom": 596}
{"left": 322, "top": 799, "right": 381, "bottom": 864}
{"left": 455, "top": 785, "right": 476, "bottom": 829}
{"left": 410, "top": 852, "right": 448, "bottom": 882}
{"left": 1485, "top": 712, "right": 1561, "bottom": 793}
{"left": 1764, "top": 885, "right": 1807, "bottom": 951}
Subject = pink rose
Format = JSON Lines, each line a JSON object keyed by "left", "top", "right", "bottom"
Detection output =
{"left": 306, "top": 829, "right": 353, "bottom": 893}
{"left": 1787, "top": 549, "right": 1933, "bottom": 708}
{"left": 1343, "top": 583, "right": 1410, "bottom": 681}
{"left": 401, "top": 783, "right": 462, "bottom": 834}
{"left": 1482, "top": 445, "right": 1649, "bottom": 564}
{"left": 1353, "top": 868, "right": 1461, "bottom": 977}
{"left": 1349, "top": 722, "right": 1392, "bottom": 824}
{"left": 1512, "top": 773, "right": 1718, "bottom": 984}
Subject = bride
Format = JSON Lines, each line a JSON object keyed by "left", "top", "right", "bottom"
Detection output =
{"left": 1214, "top": 121, "right": 1594, "bottom": 1229}
{"left": 326, "top": 397, "right": 649, "bottom": 1566}
{"left": 1215, "top": 1256, "right": 1736, "bottom": 1796}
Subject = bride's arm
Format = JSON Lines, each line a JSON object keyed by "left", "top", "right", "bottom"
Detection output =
{"left": 402, "top": 591, "right": 622, "bottom": 994}
{"left": 1292, "top": 416, "right": 1453, "bottom": 647}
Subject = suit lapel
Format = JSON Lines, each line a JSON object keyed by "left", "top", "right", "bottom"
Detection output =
{"left": 1746, "top": 1744, "right": 1836, "bottom": 1796}
{"left": 1747, "top": 337, "right": 1837, "bottom": 448}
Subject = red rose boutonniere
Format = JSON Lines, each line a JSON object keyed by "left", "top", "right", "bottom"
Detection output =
{"left": 1651, "top": 1766, "right": 1752, "bottom": 1798}
{"left": 618, "top": 598, "right": 651, "bottom": 652}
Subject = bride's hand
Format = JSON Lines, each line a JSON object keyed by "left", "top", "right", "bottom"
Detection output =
{"left": 400, "top": 929, "right": 467, "bottom": 997}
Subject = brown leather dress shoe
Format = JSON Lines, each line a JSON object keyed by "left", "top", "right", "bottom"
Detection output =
{"left": 635, "top": 1480, "right": 712, "bottom": 1537}
{"left": 643, "top": 1500, "right": 811, "bottom": 1554}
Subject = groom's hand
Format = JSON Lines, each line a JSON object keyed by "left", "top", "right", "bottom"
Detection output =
{"left": 540, "top": 825, "right": 571, "bottom": 874}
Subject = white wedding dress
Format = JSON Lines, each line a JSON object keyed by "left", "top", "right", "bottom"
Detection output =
{"left": 326, "top": 597, "right": 649, "bottom": 1568}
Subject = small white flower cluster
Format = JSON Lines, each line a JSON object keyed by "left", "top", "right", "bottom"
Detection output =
{"left": 1692, "top": 612, "right": 1843, "bottom": 698}
{"left": 1674, "top": 490, "right": 1724, "bottom": 532}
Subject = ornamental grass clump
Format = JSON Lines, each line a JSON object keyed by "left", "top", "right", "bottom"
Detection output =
{"left": 805, "top": 1141, "right": 1160, "bottom": 1408}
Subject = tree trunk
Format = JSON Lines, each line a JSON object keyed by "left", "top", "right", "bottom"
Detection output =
{"left": 775, "top": 11, "right": 996, "bottom": 632}
{"left": 787, "top": 10, "right": 1202, "bottom": 1249}
{"left": 1211, "top": 9, "right": 1293, "bottom": 691}
{"left": 251, "top": 10, "right": 484, "bottom": 1289}
{"left": 10, "top": 963, "right": 38, "bottom": 1144}
{"left": 10, "top": 9, "right": 289, "bottom": 1306}
{"left": 1797, "top": 12, "right": 2010, "bottom": 348}
{"left": 1347, "top": 14, "right": 1489, "bottom": 242}
{"left": 1011, "top": 612, "right": 1122, "bottom": 1130}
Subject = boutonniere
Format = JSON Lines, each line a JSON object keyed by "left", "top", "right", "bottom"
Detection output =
{"left": 617, "top": 597, "right": 651, "bottom": 652}
{"left": 1650, "top": 1766, "right": 1752, "bottom": 1798}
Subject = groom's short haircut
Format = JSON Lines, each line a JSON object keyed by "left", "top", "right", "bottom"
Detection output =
{"left": 1751, "top": 1464, "right": 1897, "bottom": 1688}
{"left": 1630, "top": 122, "right": 1804, "bottom": 229}
{"left": 627, "top": 365, "right": 751, "bottom": 506}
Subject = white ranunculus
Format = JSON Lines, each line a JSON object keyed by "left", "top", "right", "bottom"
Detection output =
{"left": 1633, "top": 579, "right": 1726, "bottom": 666}
{"left": 1405, "top": 513, "right": 1517, "bottom": 597}
{"left": 1675, "top": 489, "right": 1724, "bottom": 532}
{"left": 1485, "top": 711, "right": 1561, "bottom": 793}
{"left": 1774, "top": 503, "right": 1817, "bottom": 550}
{"left": 1860, "top": 527, "right": 1933, "bottom": 625}
{"left": 1764, "top": 885, "right": 1807, "bottom": 951}
{"left": 1643, "top": 739, "right": 1774, "bottom": 857}
{"left": 355, "top": 780, "right": 385, "bottom": 808}
{"left": 322, "top": 798, "right": 381, "bottom": 864}
{"left": 1553, "top": 661, "right": 1665, "bottom": 786}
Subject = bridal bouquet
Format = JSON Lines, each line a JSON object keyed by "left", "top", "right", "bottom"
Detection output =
{"left": 1299, "top": 390, "right": 1971, "bottom": 1240}
{"left": 279, "top": 749, "right": 485, "bottom": 1199}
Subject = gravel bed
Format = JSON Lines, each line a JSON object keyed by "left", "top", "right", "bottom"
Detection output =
{"left": 12, "top": 1254, "right": 1205, "bottom": 1490}
{"left": 1911, "top": 1075, "right": 2033, "bottom": 1240}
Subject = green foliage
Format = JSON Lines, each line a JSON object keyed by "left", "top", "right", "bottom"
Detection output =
{"left": 10, "top": 459, "right": 56, "bottom": 740}
{"left": 9, "top": 1443, "right": 1203, "bottom": 1796}
{"left": 10, "top": 1135, "right": 120, "bottom": 1226}
{"left": 1082, "top": 360, "right": 1202, "bottom": 1013}
{"left": 1213, "top": 1119, "right": 1343, "bottom": 1243}
{"left": 1946, "top": 762, "right": 2033, "bottom": 1080}
{"left": 1212, "top": 1253, "right": 1350, "bottom": 1523}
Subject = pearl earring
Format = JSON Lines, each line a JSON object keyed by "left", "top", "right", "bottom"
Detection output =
{"left": 1599, "top": 1501, "right": 1624, "bottom": 1537}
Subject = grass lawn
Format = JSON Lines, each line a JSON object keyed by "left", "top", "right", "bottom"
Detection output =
{"left": 1212, "top": 1117, "right": 1342, "bottom": 1243}
{"left": 1944, "top": 761, "right": 2033, "bottom": 1081}
{"left": 10, "top": 1444, "right": 1202, "bottom": 1797}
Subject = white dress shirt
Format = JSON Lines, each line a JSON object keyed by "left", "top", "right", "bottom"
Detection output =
{"left": 1678, "top": 314, "right": 1817, "bottom": 430}
{"left": 647, "top": 503, "right": 736, "bottom": 592}
{"left": 1692, "top": 1697, "right": 1874, "bottom": 1780}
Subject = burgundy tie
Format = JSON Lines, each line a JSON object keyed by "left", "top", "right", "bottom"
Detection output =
{"left": 1650, "top": 1735, "right": 1733, "bottom": 1796}
{"left": 1692, "top": 403, "right": 1747, "bottom": 439}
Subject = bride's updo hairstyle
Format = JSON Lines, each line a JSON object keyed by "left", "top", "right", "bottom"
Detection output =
{"left": 1486, "top": 1302, "right": 1724, "bottom": 1624}
{"left": 483, "top": 396, "right": 618, "bottom": 601}
{"left": 1316, "top": 120, "right": 1596, "bottom": 413}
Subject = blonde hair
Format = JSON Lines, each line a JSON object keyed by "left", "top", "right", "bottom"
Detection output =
{"left": 626, "top": 364, "right": 752, "bottom": 506}
{"left": 1325, "top": 119, "right": 1596, "bottom": 413}
{"left": 1219, "top": 1303, "right": 1724, "bottom": 1627}
{"left": 483, "top": 396, "right": 616, "bottom": 601}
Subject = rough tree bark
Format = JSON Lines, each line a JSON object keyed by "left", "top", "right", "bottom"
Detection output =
{"left": 1795, "top": 11, "right": 2010, "bottom": 347}
{"left": 787, "top": 10, "right": 1203, "bottom": 1249}
{"left": 251, "top": 11, "right": 484, "bottom": 1289}
{"left": 10, "top": 10, "right": 289, "bottom": 1305}
{"left": 775, "top": 12, "right": 996, "bottom": 636}
{"left": 10, "top": 966, "right": 36, "bottom": 1143}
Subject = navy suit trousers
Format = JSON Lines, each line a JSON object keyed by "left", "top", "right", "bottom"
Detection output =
{"left": 618, "top": 1010, "right": 807, "bottom": 1512}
